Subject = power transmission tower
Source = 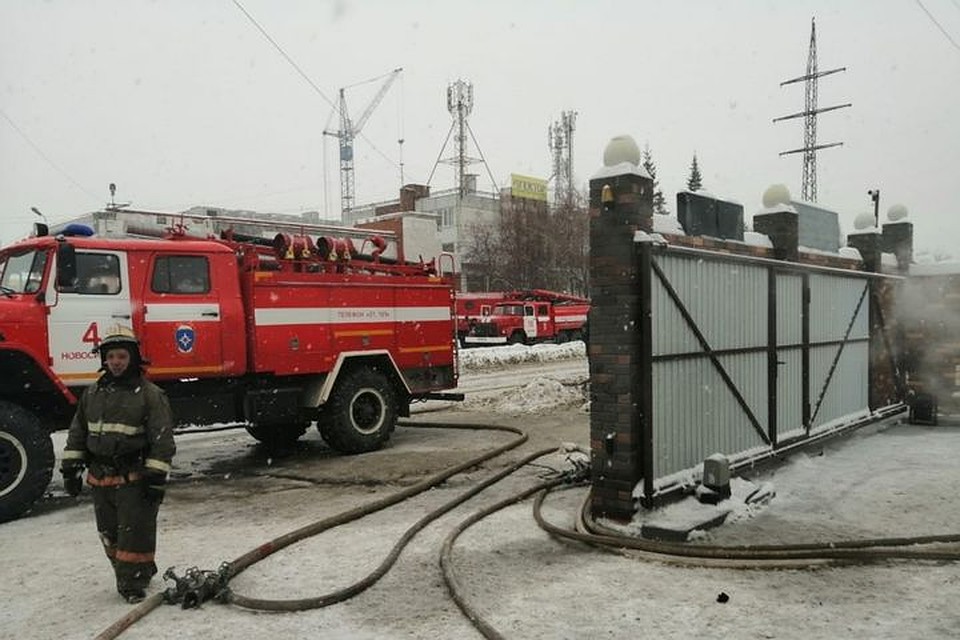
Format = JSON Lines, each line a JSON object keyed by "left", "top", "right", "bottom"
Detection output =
{"left": 548, "top": 110, "right": 577, "bottom": 208}
{"left": 773, "top": 18, "right": 851, "bottom": 202}
{"left": 323, "top": 67, "right": 402, "bottom": 217}
{"left": 427, "top": 79, "right": 498, "bottom": 198}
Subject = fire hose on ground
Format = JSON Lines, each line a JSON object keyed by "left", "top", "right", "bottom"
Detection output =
{"left": 94, "top": 420, "right": 544, "bottom": 639}
{"left": 94, "top": 418, "right": 960, "bottom": 640}
{"left": 437, "top": 480, "right": 960, "bottom": 640}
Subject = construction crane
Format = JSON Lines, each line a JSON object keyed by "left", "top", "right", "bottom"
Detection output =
{"left": 324, "top": 67, "right": 403, "bottom": 218}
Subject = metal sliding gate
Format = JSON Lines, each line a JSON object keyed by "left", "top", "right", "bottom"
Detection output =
{"left": 640, "top": 243, "right": 886, "bottom": 499}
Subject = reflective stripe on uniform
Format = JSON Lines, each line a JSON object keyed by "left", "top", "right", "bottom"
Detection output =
{"left": 115, "top": 549, "right": 155, "bottom": 564}
{"left": 144, "top": 458, "right": 171, "bottom": 473}
{"left": 89, "top": 420, "right": 145, "bottom": 436}
{"left": 86, "top": 472, "right": 142, "bottom": 487}
{"left": 100, "top": 542, "right": 116, "bottom": 559}
{"left": 62, "top": 450, "right": 86, "bottom": 461}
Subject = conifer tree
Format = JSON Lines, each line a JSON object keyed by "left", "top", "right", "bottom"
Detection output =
{"left": 687, "top": 153, "right": 703, "bottom": 192}
{"left": 642, "top": 144, "right": 668, "bottom": 215}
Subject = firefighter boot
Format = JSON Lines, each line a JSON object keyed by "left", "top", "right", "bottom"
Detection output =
{"left": 119, "top": 587, "right": 146, "bottom": 604}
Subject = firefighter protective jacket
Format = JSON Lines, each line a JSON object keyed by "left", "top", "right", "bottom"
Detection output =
{"left": 62, "top": 373, "right": 176, "bottom": 484}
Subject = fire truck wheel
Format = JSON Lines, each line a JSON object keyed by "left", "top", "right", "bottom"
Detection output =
{"left": 507, "top": 331, "right": 526, "bottom": 345}
{"left": 0, "top": 401, "right": 54, "bottom": 524}
{"left": 320, "top": 369, "right": 397, "bottom": 454}
{"left": 244, "top": 421, "right": 309, "bottom": 448}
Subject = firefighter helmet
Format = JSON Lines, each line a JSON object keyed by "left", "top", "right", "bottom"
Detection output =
{"left": 98, "top": 325, "right": 142, "bottom": 367}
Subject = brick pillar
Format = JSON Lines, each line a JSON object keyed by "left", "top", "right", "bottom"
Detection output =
{"left": 882, "top": 221, "right": 913, "bottom": 274}
{"left": 753, "top": 209, "right": 799, "bottom": 261}
{"left": 846, "top": 230, "right": 886, "bottom": 409}
{"left": 878, "top": 219, "right": 913, "bottom": 408}
{"left": 846, "top": 231, "right": 882, "bottom": 273}
{"left": 588, "top": 152, "right": 653, "bottom": 521}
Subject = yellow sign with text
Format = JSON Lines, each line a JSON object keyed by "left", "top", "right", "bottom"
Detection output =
{"left": 510, "top": 174, "right": 547, "bottom": 202}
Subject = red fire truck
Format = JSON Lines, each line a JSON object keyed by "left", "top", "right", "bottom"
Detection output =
{"left": 0, "top": 210, "right": 460, "bottom": 523}
{"left": 463, "top": 290, "right": 590, "bottom": 346}
{"left": 455, "top": 291, "right": 509, "bottom": 346}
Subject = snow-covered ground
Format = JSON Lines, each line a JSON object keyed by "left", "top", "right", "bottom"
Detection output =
{"left": 4, "top": 343, "right": 960, "bottom": 639}
{"left": 458, "top": 341, "right": 586, "bottom": 371}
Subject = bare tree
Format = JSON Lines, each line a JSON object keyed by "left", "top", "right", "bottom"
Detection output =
{"left": 460, "top": 221, "right": 504, "bottom": 291}
{"left": 461, "top": 190, "right": 590, "bottom": 295}
{"left": 549, "top": 192, "right": 589, "bottom": 295}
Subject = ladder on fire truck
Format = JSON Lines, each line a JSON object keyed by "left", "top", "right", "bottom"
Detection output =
{"left": 92, "top": 206, "right": 416, "bottom": 261}
{"left": 92, "top": 206, "right": 393, "bottom": 247}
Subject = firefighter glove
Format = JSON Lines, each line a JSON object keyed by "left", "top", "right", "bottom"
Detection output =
{"left": 61, "top": 466, "right": 84, "bottom": 497}
{"left": 143, "top": 472, "right": 167, "bottom": 505}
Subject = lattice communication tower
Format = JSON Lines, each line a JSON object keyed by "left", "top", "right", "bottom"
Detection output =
{"left": 428, "top": 79, "right": 498, "bottom": 198}
{"left": 548, "top": 110, "right": 578, "bottom": 208}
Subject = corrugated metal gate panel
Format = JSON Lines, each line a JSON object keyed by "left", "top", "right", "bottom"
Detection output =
{"left": 809, "top": 342, "right": 869, "bottom": 428}
{"left": 808, "top": 274, "right": 869, "bottom": 342}
{"left": 776, "top": 350, "right": 804, "bottom": 436}
{"left": 651, "top": 253, "right": 769, "bottom": 478}
{"left": 776, "top": 274, "right": 803, "bottom": 343}
{"left": 776, "top": 274, "right": 804, "bottom": 434}
{"left": 807, "top": 274, "right": 869, "bottom": 429}
{"left": 648, "top": 247, "right": 874, "bottom": 486}
{"left": 652, "top": 254, "right": 767, "bottom": 355}
{"left": 652, "top": 356, "right": 768, "bottom": 478}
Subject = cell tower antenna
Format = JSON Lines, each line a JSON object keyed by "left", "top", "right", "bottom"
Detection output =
{"left": 427, "top": 79, "right": 498, "bottom": 198}
{"left": 773, "top": 17, "right": 851, "bottom": 202}
{"left": 548, "top": 110, "right": 577, "bottom": 208}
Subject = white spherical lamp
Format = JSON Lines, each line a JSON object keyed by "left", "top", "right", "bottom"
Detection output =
{"left": 603, "top": 135, "right": 641, "bottom": 167}
{"left": 887, "top": 203, "right": 908, "bottom": 221}
{"left": 853, "top": 211, "right": 876, "bottom": 230}
{"left": 762, "top": 184, "right": 791, "bottom": 208}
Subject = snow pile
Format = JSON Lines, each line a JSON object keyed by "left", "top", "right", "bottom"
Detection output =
{"left": 459, "top": 341, "right": 586, "bottom": 371}
{"left": 464, "top": 376, "right": 588, "bottom": 415}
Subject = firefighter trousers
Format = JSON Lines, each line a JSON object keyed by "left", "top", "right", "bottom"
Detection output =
{"left": 91, "top": 483, "right": 160, "bottom": 595}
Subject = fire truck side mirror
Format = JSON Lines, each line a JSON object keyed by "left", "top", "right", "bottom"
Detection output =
{"left": 56, "top": 242, "right": 78, "bottom": 289}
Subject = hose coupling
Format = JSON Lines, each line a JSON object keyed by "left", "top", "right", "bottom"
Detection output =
{"left": 162, "top": 563, "right": 231, "bottom": 608}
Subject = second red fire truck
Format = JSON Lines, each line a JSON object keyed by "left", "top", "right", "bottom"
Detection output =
{"left": 462, "top": 290, "right": 590, "bottom": 346}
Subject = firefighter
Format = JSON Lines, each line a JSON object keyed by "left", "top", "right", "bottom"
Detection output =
{"left": 60, "top": 325, "right": 176, "bottom": 603}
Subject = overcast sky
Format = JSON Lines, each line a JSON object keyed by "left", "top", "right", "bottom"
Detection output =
{"left": 2, "top": 0, "right": 958, "bottom": 253}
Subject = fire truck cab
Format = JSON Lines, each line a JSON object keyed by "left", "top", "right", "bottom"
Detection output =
{"left": 454, "top": 291, "right": 508, "bottom": 346}
{"left": 0, "top": 212, "right": 460, "bottom": 523}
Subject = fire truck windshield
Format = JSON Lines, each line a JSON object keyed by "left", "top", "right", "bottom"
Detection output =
{"left": 0, "top": 249, "right": 48, "bottom": 295}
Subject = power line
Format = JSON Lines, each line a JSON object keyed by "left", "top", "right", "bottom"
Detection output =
{"left": 0, "top": 106, "right": 100, "bottom": 203}
{"left": 230, "top": 0, "right": 337, "bottom": 110}
{"left": 915, "top": 0, "right": 960, "bottom": 53}
{"left": 230, "top": 0, "right": 401, "bottom": 178}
